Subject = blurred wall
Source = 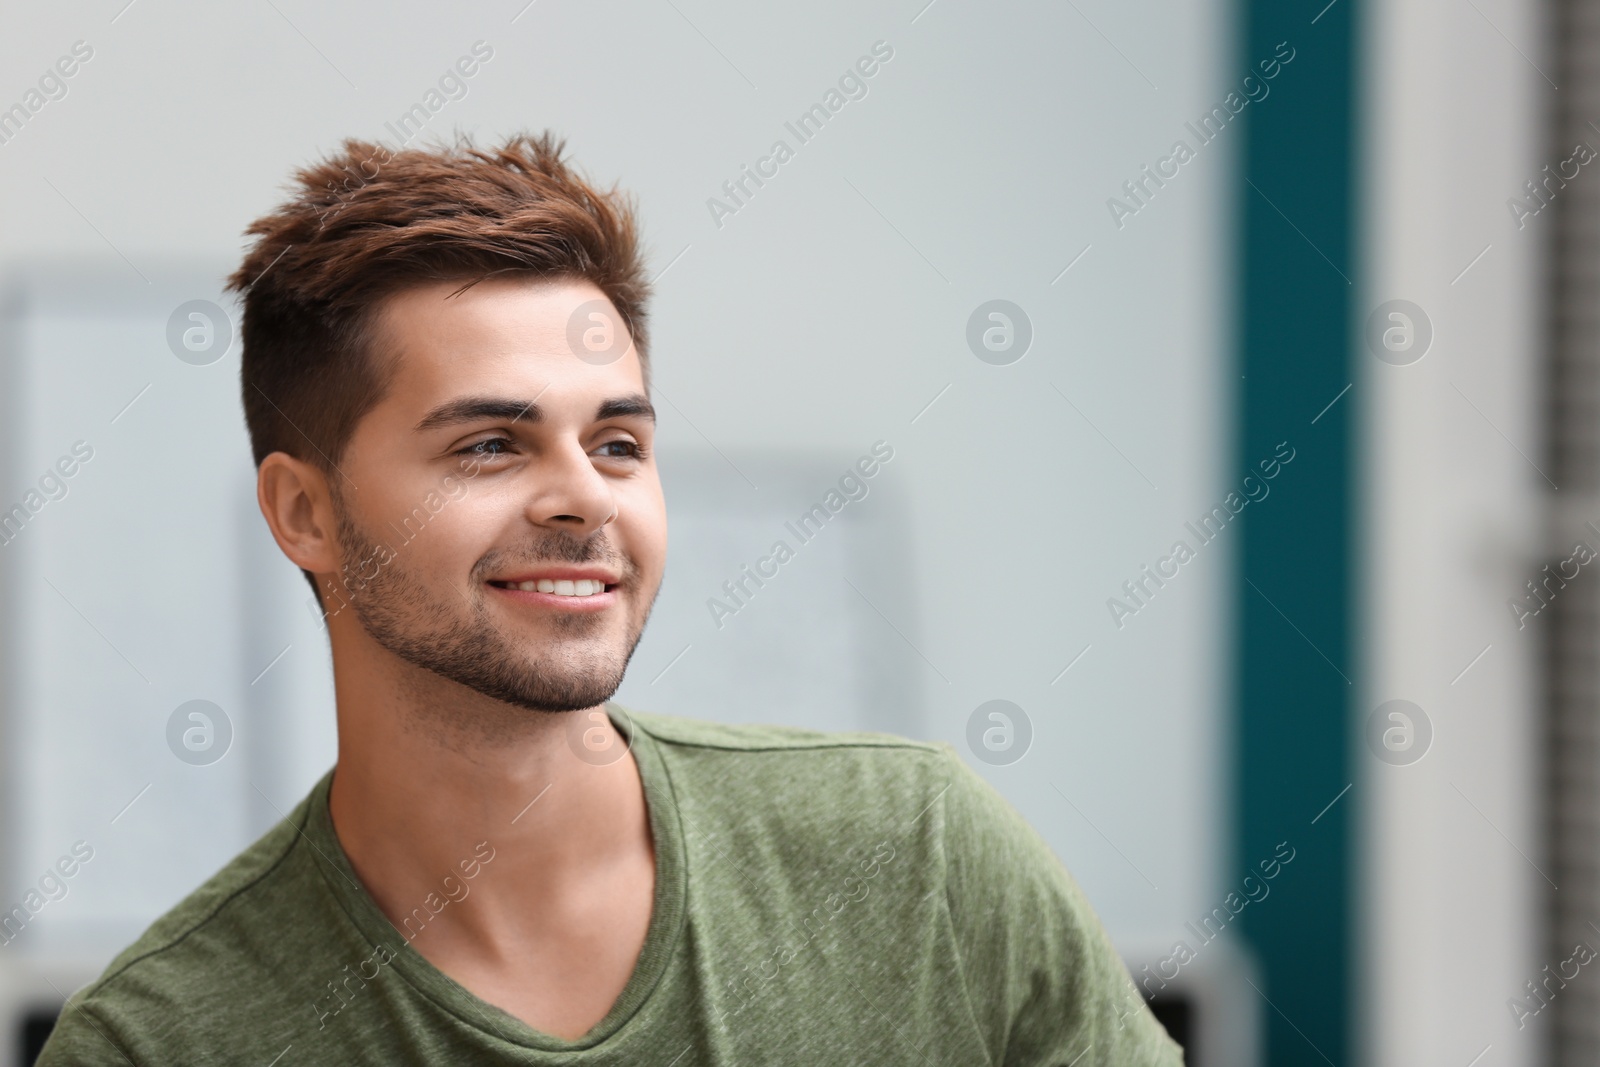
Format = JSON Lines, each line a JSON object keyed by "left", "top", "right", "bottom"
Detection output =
{"left": 0, "top": 0, "right": 1241, "bottom": 1058}
{"left": 1361, "top": 0, "right": 1547, "bottom": 1064}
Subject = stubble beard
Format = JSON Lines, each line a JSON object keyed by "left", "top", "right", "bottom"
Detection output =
{"left": 331, "top": 501, "right": 655, "bottom": 725}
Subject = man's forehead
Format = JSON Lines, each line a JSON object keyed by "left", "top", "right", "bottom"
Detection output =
{"left": 373, "top": 277, "right": 642, "bottom": 400}
{"left": 378, "top": 276, "right": 612, "bottom": 351}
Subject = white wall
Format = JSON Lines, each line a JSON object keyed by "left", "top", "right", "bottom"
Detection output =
{"left": 1361, "top": 0, "right": 1548, "bottom": 1062}
{"left": 0, "top": 0, "right": 1232, "bottom": 1013}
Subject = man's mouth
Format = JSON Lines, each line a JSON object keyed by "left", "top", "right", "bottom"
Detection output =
{"left": 484, "top": 566, "right": 622, "bottom": 609}
{"left": 487, "top": 577, "right": 613, "bottom": 598}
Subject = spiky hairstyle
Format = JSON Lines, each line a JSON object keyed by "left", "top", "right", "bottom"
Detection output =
{"left": 228, "top": 131, "right": 651, "bottom": 480}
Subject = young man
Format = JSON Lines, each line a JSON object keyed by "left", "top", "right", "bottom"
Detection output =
{"left": 39, "top": 134, "right": 1183, "bottom": 1065}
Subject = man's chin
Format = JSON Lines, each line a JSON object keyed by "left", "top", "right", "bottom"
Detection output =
{"left": 437, "top": 663, "right": 626, "bottom": 716}
{"left": 486, "top": 646, "right": 631, "bottom": 709}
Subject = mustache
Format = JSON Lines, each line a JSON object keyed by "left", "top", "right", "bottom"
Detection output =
{"left": 475, "top": 531, "right": 634, "bottom": 579}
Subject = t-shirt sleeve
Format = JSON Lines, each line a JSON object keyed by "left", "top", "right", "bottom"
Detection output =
{"left": 936, "top": 744, "right": 1185, "bottom": 1066}
{"left": 34, "top": 997, "right": 143, "bottom": 1067}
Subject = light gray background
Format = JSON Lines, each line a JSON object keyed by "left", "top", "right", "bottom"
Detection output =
{"left": 0, "top": 0, "right": 1229, "bottom": 986}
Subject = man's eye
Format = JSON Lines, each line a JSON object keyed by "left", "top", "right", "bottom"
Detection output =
{"left": 596, "top": 440, "right": 645, "bottom": 460}
{"left": 458, "top": 438, "right": 512, "bottom": 456}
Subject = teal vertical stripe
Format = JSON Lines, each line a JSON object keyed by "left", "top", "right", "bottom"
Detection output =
{"left": 1234, "top": 1, "right": 1357, "bottom": 1065}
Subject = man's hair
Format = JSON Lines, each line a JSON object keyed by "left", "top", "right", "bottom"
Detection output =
{"left": 227, "top": 131, "right": 651, "bottom": 599}
{"left": 228, "top": 130, "right": 651, "bottom": 475}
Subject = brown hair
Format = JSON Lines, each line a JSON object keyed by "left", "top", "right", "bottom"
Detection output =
{"left": 228, "top": 130, "right": 651, "bottom": 475}
{"left": 228, "top": 132, "right": 650, "bottom": 599}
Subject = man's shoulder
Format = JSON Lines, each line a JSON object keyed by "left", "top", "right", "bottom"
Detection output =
{"left": 620, "top": 704, "right": 971, "bottom": 847}
{"left": 622, "top": 705, "right": 961, "bottom": 794}
{"left": 45, "top": 780, "right": 337, "bottom": 1060}
{"left": 622, "top": 704, "right": 947, "bottom": 759}
{"left": 102, "top": 781, "right": 323, "bottom": 978}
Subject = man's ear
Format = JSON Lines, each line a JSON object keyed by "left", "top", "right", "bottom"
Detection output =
{"left": 257, "top": 452, "right": 342, "bottom": 577}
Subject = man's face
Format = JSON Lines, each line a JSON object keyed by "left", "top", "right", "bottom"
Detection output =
{"left": 327, "top": 276, "right": 665, "bottom": 715}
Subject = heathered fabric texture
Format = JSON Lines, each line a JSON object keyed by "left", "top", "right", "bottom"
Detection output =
{"left": 39, "top": 705, "right": 1183, "bottom": 1065}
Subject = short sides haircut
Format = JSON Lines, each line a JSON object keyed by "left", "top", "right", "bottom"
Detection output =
{"left": 229, "top": 131, "right": 651, "bottom": 477}
{"left": 228, "top": 132, "right": 650, "bottom": 599}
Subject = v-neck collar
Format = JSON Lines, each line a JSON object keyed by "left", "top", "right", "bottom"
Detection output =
{"left": 301, "top": 702, "right": 687, "bottom": 1053}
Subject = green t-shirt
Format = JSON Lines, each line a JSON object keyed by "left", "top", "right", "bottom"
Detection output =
{"left": 39, "top": 705, "right": 1183, "bottom": 1065}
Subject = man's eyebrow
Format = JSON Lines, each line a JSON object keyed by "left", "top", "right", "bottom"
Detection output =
{"left": 596, "top": 393, "right": 656, "bottom": 424}
{"left": 413, "top": 393, "right": 656, "bottom": 432}
{"left": 414, "top": 397, "right": 544, "bottom": 432}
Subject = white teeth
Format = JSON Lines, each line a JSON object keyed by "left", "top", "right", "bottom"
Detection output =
{"left": 508, "top": 578, "right": 606, "bottom": 597}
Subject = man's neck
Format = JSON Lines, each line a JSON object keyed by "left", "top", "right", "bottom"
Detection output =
{"left": 325, "top": 647, "right": 653, "bottom": 962}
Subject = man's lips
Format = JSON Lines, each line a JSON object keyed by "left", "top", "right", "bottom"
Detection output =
{"left": 487, "top": 567, "right": 620, "bottom": 586}
{"left": 485, "top": 569, "right": 621, "bottom": 611}
{"left": 487, "top": 581, "right": 618, "bottom": 611}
